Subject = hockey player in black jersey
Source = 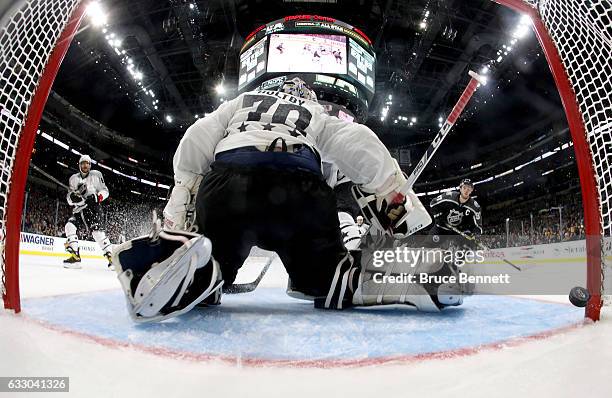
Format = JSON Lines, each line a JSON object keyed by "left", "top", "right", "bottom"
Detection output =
{"left": 428, "top": 179, "right": 483, "bottom": 249}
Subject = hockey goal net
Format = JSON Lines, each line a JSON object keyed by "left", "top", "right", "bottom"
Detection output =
{"left": 0, "top": 0, "right": 610, "bottom": 319}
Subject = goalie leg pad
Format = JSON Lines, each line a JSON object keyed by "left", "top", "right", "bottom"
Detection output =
{"left": 286, "top": 277, "right": 316, "bottom": 301}
{"left": 351, "top": 244, "right": 445, "bottom": 312}
{"left": 338, "top": 211, "right": 362, "bottom": 251}
{"left": 314, "top": 251, "right": 359, "bottom": 310}
{"left": 114, "top": 230, "right": 223, "bottom": 323}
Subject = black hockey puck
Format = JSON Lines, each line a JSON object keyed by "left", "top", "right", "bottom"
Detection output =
{"left": 568, "top": 286, "right": 590, "bottom": 307}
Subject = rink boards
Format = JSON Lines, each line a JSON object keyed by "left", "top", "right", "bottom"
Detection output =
{"left": 19, "top": 232, "right": 106, "bottom": 260}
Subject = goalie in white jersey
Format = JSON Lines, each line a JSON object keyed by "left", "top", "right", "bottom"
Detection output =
{"left": 63, "top": 155, "right": 113, "bottom": 269}
{"left": 112, "top": 76, "right": 465, "bottom": 322}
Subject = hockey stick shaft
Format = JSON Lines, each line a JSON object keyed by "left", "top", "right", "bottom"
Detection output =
{"left": 401, "top": 71, "right": 486, "bottom": 192}
{"left": 443, "top": 223, "right": 521, "bottom": 271}
{"left": 224, "top": 254, "right": 275, "bottom": 294}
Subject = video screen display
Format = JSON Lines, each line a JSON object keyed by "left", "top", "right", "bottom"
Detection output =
{"left": 315, "top": 74, "right": 359, "bottom": 95}
{"left": 267, "top": 33, "right": 347, "bottom": 74}
{"left": 348, "top": 38, "right": 375, "bottom": 92}
{"left": 238, "top": 36, "right": 268, "bottom": 90}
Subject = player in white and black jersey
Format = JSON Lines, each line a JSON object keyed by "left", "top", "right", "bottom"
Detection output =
{"left": 428, "top": 178, "right": 483, "bottom": 249}
{"left": 63, "top": 155, "right": 113, "bottom": 269}
{"left": 111, "top": 76, "right": 469, "bottom": 323}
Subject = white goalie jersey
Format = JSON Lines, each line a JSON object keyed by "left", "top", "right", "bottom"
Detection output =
{"left": 164, "top": 88, "right": 406, "bottom": 229}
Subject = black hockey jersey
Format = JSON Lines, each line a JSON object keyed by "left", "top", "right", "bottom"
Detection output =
{"left": 430, "top": 191, "right": 483, "bottom": 235}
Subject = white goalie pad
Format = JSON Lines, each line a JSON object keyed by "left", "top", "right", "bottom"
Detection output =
{"left": 351, "top": 246, "right": 445, "bottom": 312}
{"left": 114, "top": 231, "right": 223, "bottom": 323}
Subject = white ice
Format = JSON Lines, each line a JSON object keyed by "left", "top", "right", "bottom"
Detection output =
{"left": 1, "top": 253, "right": 612, "bottom": 398}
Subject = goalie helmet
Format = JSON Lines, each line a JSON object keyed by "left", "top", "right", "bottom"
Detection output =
{"left": 279, "top": 77, "right": 318, "bottom": 103}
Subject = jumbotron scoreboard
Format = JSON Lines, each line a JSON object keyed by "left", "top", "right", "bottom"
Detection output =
{"left": 238, "top": 15, "right": 376, "bottom": 122}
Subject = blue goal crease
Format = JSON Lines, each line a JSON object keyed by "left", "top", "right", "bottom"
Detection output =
{"left": 22, "top": 288, "right": 583, "bottom": 361}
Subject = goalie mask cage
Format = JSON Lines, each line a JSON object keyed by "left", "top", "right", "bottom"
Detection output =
{"left": 0, "top": 0, "right": 610, "bottom": 319}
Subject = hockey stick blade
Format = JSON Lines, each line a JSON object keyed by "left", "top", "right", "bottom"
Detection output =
{"left": 224, "top": 255, "right": 275, "bottom": 294}
{"left": 443, "top": 223, "right": 521, "bottom": 271}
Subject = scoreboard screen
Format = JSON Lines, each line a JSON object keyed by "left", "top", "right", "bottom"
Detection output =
{"left": 348, "top": 38, "right": 375, "bottom": 92}
{"left": 239, "top": 15, "right": 376, "bottom": 97}
{"left": 238, "top": 36, "right": 268, "bottom": 89}
{"left": 238, "top": 15, "right": 375, "bottom": 121}
{"left": 267, "top": 33, "right": 347, "bottom": 75}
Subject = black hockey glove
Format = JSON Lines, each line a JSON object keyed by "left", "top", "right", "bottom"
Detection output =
{"left": 69, "top": 191, "right": 83, "bottom": 203}
{"left": 85, "top": 194, "right": 98, "bottom": 208}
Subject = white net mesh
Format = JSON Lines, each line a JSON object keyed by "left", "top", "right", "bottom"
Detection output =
{"left": 534, "top": 0, "right": 612, "bottom": 301}
{"left": 537, "top": 0, "right": 612, "bottom": 234}
{"left": 0, "top": 0, "right": 82, "bottom": 304}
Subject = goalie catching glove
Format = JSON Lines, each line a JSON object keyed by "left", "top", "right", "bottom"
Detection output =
{"left": 351, "top": 161, "right": 431, "bottom": 238}
{"left": 113, "top": 219, "right": 223, "bottom": 323}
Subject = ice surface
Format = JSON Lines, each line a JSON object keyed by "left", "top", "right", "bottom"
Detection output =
{"left": 1, "top": 254, "right": 611, "bottom": 397}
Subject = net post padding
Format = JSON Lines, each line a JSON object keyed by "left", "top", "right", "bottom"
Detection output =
{"left": 493, "top": 0, "right": 603, "bottom": 320}
{"left": 2, "top": 3, "right": 87, "bottom": 313}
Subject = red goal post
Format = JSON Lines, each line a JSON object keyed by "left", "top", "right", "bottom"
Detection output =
{"left": 494, "top": 0, "right": 611, "bottom": 321}
{"left": 1, "top": 0, "right": 87, "bottom": 313}
{"left": 0, "top": 0, "right": 610, "bottom": 320}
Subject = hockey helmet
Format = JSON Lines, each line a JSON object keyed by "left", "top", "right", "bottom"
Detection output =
{"left": 79, "top": 154, "right": 92, "bottom": 165}
{"left": 280, "top": 76, "right": 318, "bottom": 103}
{"left": 460, "top": 178, "right": 474, "bottom": 188}
{"left": 78, "top": 154, "right": 92, "bottom": 175}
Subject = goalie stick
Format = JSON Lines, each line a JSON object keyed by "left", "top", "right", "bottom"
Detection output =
{"left": 442, "top": 223, "right": 522, "bottom": 271}
{"left": 396, "top": 70, "right": 487, "bottom": 198}
{"left": 223, "top": 254, "right": 275, "bottom": 294}
{"left": 353, "top": 70, "right": 487, "bottom": 238}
